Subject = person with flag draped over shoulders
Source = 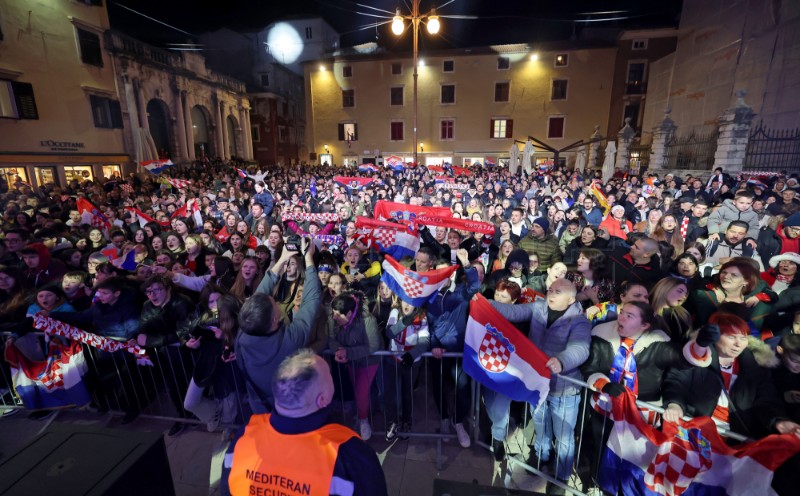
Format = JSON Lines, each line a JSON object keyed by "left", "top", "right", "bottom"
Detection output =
{"left": 490, "top": 277, "right": 590, "bottom": 491}
{"left": 661, "top": 311, "right": 800, "bottom": 495}
{"left": 427, "top": 248, "right": 482, "bottom": 448}
{"left": 579, "top": 301, "right": 717, "bottom": 490}
{"left": 224, "top": 349, "right": 387, "bottom": 496}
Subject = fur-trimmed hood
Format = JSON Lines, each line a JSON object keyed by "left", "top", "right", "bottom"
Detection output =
{"left": 747, "top": 335, "right": 780, "bottom": 368}
{"left": 591, "top": 320, "right": 671, "bottom": 354}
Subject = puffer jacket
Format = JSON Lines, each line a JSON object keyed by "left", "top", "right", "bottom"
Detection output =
{"left": 427, "top": 266, "right": 481, "bottom": 351}
{"left": 491, "top": 299, "right": 590, "bottom": 395}
{"left": 706, "top": 199, "right": 760, "bottom": 240}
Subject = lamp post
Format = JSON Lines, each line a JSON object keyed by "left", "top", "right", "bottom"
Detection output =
{"left": 392, "top": 0, "right": 439, "bottom": 166}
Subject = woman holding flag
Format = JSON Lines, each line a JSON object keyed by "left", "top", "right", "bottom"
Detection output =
{"left": 581, "top": 301, "right": 716, "bottom": 489}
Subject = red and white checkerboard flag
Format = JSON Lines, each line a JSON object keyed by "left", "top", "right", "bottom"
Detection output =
{"left": 597, "top": 390, "right": 800, "bottom": 496}
{"left": 165, "top": 177, "right": 192, "bottom": 189}
{"left": 76, "top": 198, "right": 110, "bottom": 234}
{"left": 355, "top": 216, "right": 419, "bottom": 259}
{"left": 380, "top": 255, "right": 456, "bottom": 307}
{"left": 463, "top": 294, "right": 551, "bottom": 407}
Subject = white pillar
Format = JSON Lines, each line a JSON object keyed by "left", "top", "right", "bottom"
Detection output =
{"left": 183, "top": 92, "right": 195, "bottom": 160}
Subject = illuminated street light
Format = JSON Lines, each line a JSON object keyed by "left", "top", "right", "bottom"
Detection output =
{"left": 530, "top": 53, "right": 539, "bottom": 61}
{"left": 393, "top": 0, "right": 440, "bottom": 165}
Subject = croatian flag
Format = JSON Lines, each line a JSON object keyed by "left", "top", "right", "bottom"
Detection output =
{"left": 485, "top": 157, "right": 497, "bottom": 166}
{"left": 380, "top": 255, "right": 457, "bottom": 307}
{"left": 171, "top": 199, "right": 203, "bottom": 227}
{"left": 427, "top": 165, "right": 445, "bottom": 174}
{"left": 452, "top": 166, "right": 471, "bottom": 176}
{"left": 599, "top": 391, "right": 800, "bottom": 496}
{"left": 124, "top": 206, "right": 170, "bottom": 228}
{"left": 334, "top": 176, "right": 375, "bottom": 192}
{"left": 747, "top": 178, "right": 768, "bottom": 190}
{"left": 164, "top": 177, "right": 192, "bottom": 189}
{"left": 141, "top": 159, "right": 175, "bottom": 174}
{"left": 77, "top": 198, "right": 110, "bottom": 233}
{"left": 390, "top": 163, "right": 405, "bottom": 173}
{"left": 384, "top": 155, "right": 404, "bottom": 167}
{"left": 236, "top": 168, "right": 247, "bottom": 180}
{"left": 463, "top": 295, "right": 551, "bottom": 407}
{"left": 4, "top": 339, "right": 91, "bottom": 410}
{"left": 358, "top": 164, "right": 379, "bottom": 173}
{"left": 355, "top": 216, "right": 420, "bottom": 260}
{"left": 374, "top": 200, "right": 452, "bottom": 224}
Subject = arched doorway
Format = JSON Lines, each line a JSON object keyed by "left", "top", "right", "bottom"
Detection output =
{"left": 147, "top": 99, "right": 172, "bottom": 158}
{"left": 226, "top": 115, "right": 240, "bottom": 159}
{"left": 191, "top": 105, "right": 213, "bottom": 158}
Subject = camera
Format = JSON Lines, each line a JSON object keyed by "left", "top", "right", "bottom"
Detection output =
{"left": 285, "top": 234, "right": 301, "bottom": 252}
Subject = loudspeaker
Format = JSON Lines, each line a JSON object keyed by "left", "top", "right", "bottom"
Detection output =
{"left": 0, "top": 423, "right": 175, "bottom": 496}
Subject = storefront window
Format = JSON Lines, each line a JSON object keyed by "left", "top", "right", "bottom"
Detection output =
{"left": 318, "top": 154, "right": 333, "bottom": 166}
{"left": 34, "top": 167, "right": 57, "bottom": 187}
{"left": 102, "top": 165, "right": 121, "bottom": 179}
{"left": 425, "top": 156, "right": 453, "bottom": 166}
{"left": 0, "top": 167, "right": 28, "bottom": 188}
{"left": 64, "top": 166, "right": 93, "bottom": 184}
{"left": 462, "top": 157, "right": 483, "bottom": 166}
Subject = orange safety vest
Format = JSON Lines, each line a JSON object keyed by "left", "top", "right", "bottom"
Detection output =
{"left": 229, "top": 413, "right": 357, "bottom": 496}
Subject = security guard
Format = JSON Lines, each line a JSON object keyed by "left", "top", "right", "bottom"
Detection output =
{"left": 225, "top": 349, "right": 387, "bottom": 496}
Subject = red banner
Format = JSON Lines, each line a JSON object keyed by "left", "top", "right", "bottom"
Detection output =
{"left": 414, "top": 213, "right": 496, "bottom": 235}
{"left": 373, "top": 200, "right": 451, "bottom": 223}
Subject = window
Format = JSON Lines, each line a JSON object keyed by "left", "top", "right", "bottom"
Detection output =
{"left": 342, "top": 66, "right": 352, "bottom": 78}
{"left": 390, "top": 121, "right": 404, "bottom": 141}
{"left": 391, "top": 62, "right": 402, "bottom": 75}
{"left": 278, "top": 126, "right": 287, "bottom": 143}
{"left": 554, "top": 53, "right": 568, "bottom": 67}
{"left": 77, "top": 28, "right": 103, "bottom": 67}
{"left": 390, "top": 87, "right": 404, "bottom": 106}
{"left": 440, "top": 120, "right": 454, "bottom": 140}
{"left": 260, "top": 74, "right": 269, "bottom": 86}
{"left": 551, "top": 79, "right": 568, "bottom": 100}
{"left": 443, "top": 60, "right": 454, "bottom": 72}
{"left": 497, "top": 57, "right": 510, "bottom": 70}
{"left": 623, "top": 102, "right": 641, "bottom": 127}
{"left": 305, "top": 27, "right": 313, "bottom": 39}
{"left": 547, "top": 116, "right": 565, "bottom": 139}
{"left": 338, "top": 123, "right": 358, "bottom": 141}
{"left": 627, "top": 62, "right": 645, "bottom": 84}
{"left": 490, "top": 119, "right": 513, "bottom": 139}
{"left": 632, "top": 39, "right": 648, "bottom": 50}
{"left": 494, "top": 82, "right": 510, "bottom": 102}
{"left": 441, "top": 84, "right": 455, "bottom": 104}
{"left": 251, "top": 125, "right": 260, "bottom": 142}
{"left": 89, "top": 95, "right": 123, "bottom": 129}
{"left": 342, "top": 89, "right": 355, "bottom": 108}
{"left": 0, "top": 80, "right": 39, "bottom": 120}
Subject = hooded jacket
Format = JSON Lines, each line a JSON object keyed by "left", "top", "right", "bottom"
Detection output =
{"left": 706, "top": 199, "right": 760, "bottom": 240}
{"left": 23, "top": 243, "right": 67, "bottom": 288}
{"left": 236, "top": 265, "right": 321, "bottom": 413}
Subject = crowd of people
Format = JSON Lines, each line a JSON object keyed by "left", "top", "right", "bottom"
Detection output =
{"left": 2, "top": 158, "right": 800, "bottom": 494}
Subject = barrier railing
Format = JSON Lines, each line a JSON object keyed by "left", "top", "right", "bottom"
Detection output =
{"left": 1, "top": 334, "right": 754, "bottom": 494}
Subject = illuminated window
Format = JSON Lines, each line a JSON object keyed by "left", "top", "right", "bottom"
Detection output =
{"left": 338, "top": 123, "right": 358, "bottom": 141}
{"left": 491, "top": 119, "right": 513, "bottom": 139}
{"left": 555, "top": 53, "right": 568, "bottom": 67}
{"left": 0, "top": 80, "right": 38, "bottom": 120}
{"left": 440, "top": 120, "right": 454, "bottom": 140}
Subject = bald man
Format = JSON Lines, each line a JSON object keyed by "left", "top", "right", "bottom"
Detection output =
{"left": 607, "top": 236, "right": 665, "bottom": 286}
{"left": 225, "top": 350, "right": 387, "bottom": 496}
{"left": 489, "top": 277, "right": 590, "bottom": 487}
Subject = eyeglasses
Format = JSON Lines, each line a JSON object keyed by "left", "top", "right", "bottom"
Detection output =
{"left": 145, "top": 287, "right": 164, "bottom": 295}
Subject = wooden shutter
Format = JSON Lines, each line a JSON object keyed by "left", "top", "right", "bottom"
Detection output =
{"left": 110, "top": 100, "right": 123, "bottom": 128}
{"left": 89, "top": 94, "right": 103, "bottom": 127}
{"left": 353, "top": 123, "right": 358, "bottom": 141}
{"left": 12, "top": 82, "right": 38, "bottom": 120}
{"left": 489, "top": 119, "right": 495, "bottom": 138}
{"left": 506, "top": 119, "right": 514, "bottom": 138}
{"left": 338, "top": 123, "right": 345, "bottom": 141}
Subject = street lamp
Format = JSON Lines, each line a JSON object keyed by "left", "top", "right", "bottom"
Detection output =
{"left": 392, "top": 0, "right": 440, "bottom": 166}
{"left": 324, "top": 144, "right": 329, "bottom": 153}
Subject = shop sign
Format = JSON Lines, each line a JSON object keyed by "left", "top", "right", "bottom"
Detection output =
{"left": 39, "top": 140, "right": 86, "bottom": 152}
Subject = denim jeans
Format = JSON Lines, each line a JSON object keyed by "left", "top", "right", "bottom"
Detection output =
{"left": 532, "top": 393, "right": 581, "bottom": 481}
{"left": 482, "top": 387, "right": 513, "bottom": 442}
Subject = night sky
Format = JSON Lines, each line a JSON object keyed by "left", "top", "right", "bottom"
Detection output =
{"left": 108, "top": 0, "right": 682, "bottom": 50}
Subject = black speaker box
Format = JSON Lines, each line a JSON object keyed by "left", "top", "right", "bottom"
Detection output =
{"left": 0, "top": 423, "right": 175, "bottom": 496}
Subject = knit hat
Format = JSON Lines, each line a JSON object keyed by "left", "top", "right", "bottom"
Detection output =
{"left": 532, "top": 217, "right": 550, "bottom": 232}
{"left": 785, "top": 212, "right": 800, "bottom": 228}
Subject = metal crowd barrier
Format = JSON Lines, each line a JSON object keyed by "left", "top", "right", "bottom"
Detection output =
{"left": 1, "top": 333, "right": 754, "bottom": 495}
